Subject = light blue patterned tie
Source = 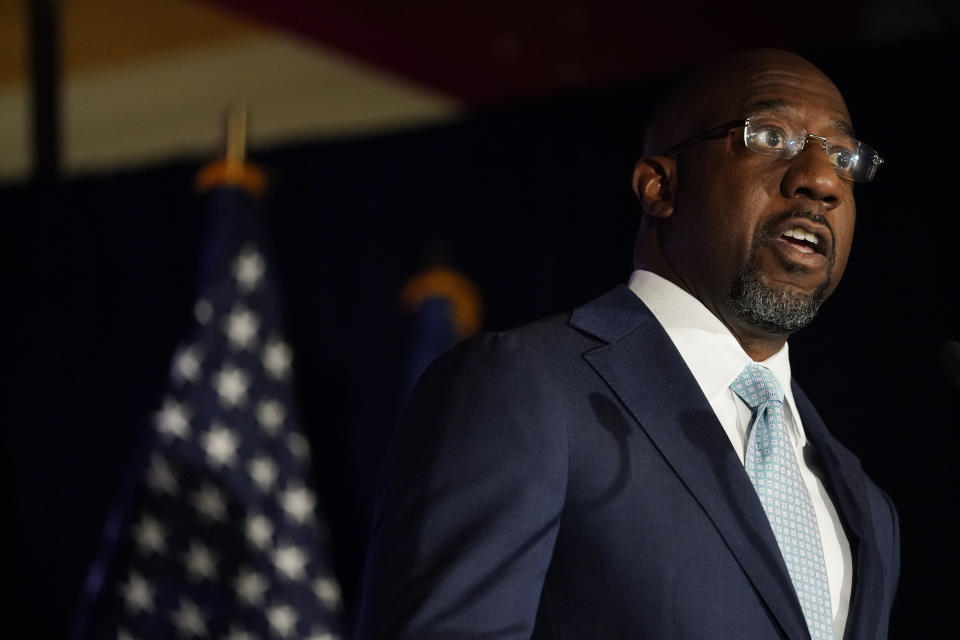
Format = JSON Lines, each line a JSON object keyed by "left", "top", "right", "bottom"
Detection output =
{"left": 731, "top": 363, "right": 834, "bottom": 640}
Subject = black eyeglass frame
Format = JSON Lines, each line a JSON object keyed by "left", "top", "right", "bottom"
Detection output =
{"left": 658, "top": 117, "right": 884, "bottom": 183}
{"left": 659, "top": 120, "right": 744, "bottom": 156}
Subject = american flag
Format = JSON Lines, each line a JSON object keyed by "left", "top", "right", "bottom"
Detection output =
{"left": 76, "top": 187, "right": 343, "bottom": 640}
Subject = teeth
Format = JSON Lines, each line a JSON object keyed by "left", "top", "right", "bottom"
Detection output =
{"left": 783, "top": 227, "right": 818, "bottom": 245}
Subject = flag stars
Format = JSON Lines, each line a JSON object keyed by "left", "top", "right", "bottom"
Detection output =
{"left": 281, "top": 485, "right": 316, "bottom": 524}
{"left": 288, "top": 432, "right": 311, "bottom": 462}
{"left": 191, "top": 483, "right": 228, "bottom": 522}
{"left": 233, "top": 247, "right": 265, "bottom": 293}
{"left": 145, "top": 454, "right": 178, "bottom": 496}
{"left": 263, "top": 339, "right": 293, "bottom": 380}
{"left": 194, "top": 299, "right": 214, "bottom": 325}
{"left": 214, "top": 365, "right": 250, "bottom": 408}
{"left": 273, "top": 544, "right": 309, "bottom": 580}
{"left": 257, "top": 399, "right": 285, "bottom": 436}
{"left": 183, "top": 540, "right": 218, "bottom": 581}
{"left": 117, "top": 237, "right": 345, "bottom": 635}
{"left": 234, "top": 568, "right": 269, "bottom": 606}
{"left": 313, "top": 576, "right": 342, "bottom": 610}
{"left": 202, "top": 422, "right": 239, "bottom": 468}
{"left": 225, "top": 626, "right": 256, "bottom": 640}
{"left": 246, "top": 513, "right": 274, "bottom": 550}
{"left": 155, "top": 397, "right": 190, "bottom": 440}
{"left": 172, "top": 345, "right": 203, "bottom": 384}
{"left": 170, "top": 598, "right": 208, "bottom": 637}
{"left": 132, "top": 514, "right": 167, "bottom": 556}
{"left": 224, "top": 306, "right": 260, "bottom": 351}
{"left": 249, "top": 456, "right": 278, "bottom": 492}
{"left": 119, "top": 571, "right": 155, "bottom": 614}
{"left": 267, "top": 604, "right": 299, "bottom": 638}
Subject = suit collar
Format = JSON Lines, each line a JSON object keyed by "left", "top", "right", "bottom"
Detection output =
{"left": 569, "top": 285, "right": 647, "bottom": 345}
{"left": 572, "top": 286, "right": 811, "bottom": 640}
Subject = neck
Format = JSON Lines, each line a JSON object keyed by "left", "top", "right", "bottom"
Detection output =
{"left": 687, "top": 284, "right": 790, "bottom": 362}
{"left": 730, "top": 330, "right": 788, "bottom": 362}
{"left": 634, "top": 227, "right": 790, "bottom": 362}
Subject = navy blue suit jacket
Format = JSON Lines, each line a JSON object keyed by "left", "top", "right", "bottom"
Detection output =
{"left": 357, "top": 286, "right": 900, "bottom": 639}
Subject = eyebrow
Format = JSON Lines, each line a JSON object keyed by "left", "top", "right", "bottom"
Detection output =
{"left": 742, "top": 99, "right": 857, "bottom": 138}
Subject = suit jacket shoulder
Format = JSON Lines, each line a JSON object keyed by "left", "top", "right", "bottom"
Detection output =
{"left": 357, "top": 314, "right": 582, "bottom": 639}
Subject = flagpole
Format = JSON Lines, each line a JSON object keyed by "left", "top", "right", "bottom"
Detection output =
{"left": 28, "top": 0, "right": 61, "bottom": 184}
{"left": 195, "top": 102, "right": 267, "bottom": 196}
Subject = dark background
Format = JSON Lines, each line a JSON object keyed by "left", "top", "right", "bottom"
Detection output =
{"left": 5, "top": 31, "right": 959, "bottom": 640}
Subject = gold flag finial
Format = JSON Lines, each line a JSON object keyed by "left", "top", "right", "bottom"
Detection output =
{"left": 195, "top": 102, "right": 267, "bottom": 196}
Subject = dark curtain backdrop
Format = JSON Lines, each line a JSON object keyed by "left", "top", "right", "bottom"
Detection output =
{"left": 6, "top": 39, "right": 957, "bottom": 638}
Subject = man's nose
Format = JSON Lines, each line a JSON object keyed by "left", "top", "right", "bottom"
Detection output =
{"left": 780, "top": 143, "right": 845, "bottom": 209}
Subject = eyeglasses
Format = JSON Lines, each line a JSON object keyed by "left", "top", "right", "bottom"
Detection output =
{"left": 659, "top": 117, "right": 884, "bottom": 182}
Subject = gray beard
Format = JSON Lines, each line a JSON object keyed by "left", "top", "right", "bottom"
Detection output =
{"left": 726, "top": 265, "right": 829, "bottom": 334}
{"left": 725, "top": 214, "right": 835, "bottom": 334}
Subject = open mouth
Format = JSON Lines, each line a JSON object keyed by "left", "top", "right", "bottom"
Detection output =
{"left": 763, "top": 214, "right": 834, "bottom": 272}
{"left": 779, "top": 227, "right": 822, "bottom": 255}
{"left": 768, "top": 213, "right": 833, "bottom": 258}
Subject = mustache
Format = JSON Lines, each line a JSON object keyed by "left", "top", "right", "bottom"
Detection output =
{"left": 756, "top": 208, "right": 836, "bottom": 257}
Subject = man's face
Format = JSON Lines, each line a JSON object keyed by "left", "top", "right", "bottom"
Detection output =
{"left": 660, "top": 56, "right": 856, "bottom": 338}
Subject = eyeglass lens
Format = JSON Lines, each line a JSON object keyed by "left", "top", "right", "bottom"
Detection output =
{"left": 744, "top": 119, "right": 881, "bottom": 182}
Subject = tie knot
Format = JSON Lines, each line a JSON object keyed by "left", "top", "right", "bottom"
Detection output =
{"left": 730, "top": 363, "right": 784, "bottom": 409}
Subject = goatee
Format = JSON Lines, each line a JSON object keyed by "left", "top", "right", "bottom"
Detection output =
{"left": 726, "top": 210, "right": 835, "bottom": 334}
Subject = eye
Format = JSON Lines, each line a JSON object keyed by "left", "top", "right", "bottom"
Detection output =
{"left": 745, "top": 123, "right": 794, "bottom": 154}
{"left": 756, "top": 127, "right": 785, "bottom": 149}
{"left": 826, "top": 145, "right": 856, "bottom": 170}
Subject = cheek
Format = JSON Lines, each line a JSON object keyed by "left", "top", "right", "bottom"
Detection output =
{"left": 676, "top": 156, "right": 776, "bottom": 266}
{"left": 709, "top": 181, "right": 772, "bottom": 253}
{"left": 832, "top": 206, "right": 856, "bottom": 273}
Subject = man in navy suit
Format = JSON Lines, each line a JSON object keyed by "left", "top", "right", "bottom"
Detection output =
{"left": 357, "top": 49, "right": 899, "bottom": 639}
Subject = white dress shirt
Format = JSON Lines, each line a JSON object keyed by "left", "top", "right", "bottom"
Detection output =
{"left": 627, "top": 269, "right": 852, "bottom": 638}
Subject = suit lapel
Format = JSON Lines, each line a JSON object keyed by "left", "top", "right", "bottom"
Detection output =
{"left": 571, "top": 286, "right": 810, "bottom": 640}
{"left": 792, "top": 385, "right": 885, "bottom": 640}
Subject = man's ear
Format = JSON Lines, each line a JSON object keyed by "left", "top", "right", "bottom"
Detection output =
{"left": 632, "top": 156, "right": 676, "bottom": 219}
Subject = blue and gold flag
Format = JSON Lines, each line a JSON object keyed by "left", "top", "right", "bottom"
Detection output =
{"left": 398, "top": 265, "right": 483, "bottom": 400}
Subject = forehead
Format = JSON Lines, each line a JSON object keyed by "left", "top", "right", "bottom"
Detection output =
{"left": 723, "top": 62, "right": 852, "bottom": 134}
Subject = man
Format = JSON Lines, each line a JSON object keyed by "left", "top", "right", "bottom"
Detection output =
{"left": 357, "top": 49, "right": 900, "bottom": 639}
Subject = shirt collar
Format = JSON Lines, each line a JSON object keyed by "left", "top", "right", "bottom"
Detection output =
{"left": 626, "top": 269, "right": 805, "bottom": 445}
